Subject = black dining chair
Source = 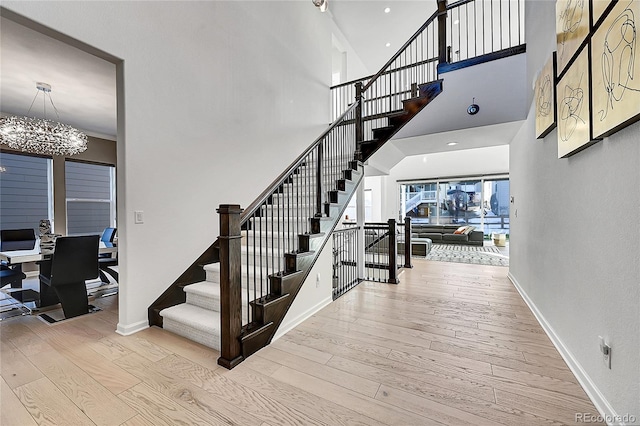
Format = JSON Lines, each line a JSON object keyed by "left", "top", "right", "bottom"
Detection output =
{"left": 0, "top": 268, "right": 27, "bottom": 288}
{"left": 0, "top": 228, "right": 36, "bottom": 288}
{"left": 1, "top": 228, "right": 37, "bottom": 255}
{"left": 100, "top": 228, "right": 116, "bottom": 250}
{"left": 39, "top": 235, "right": 100, "bottom": 319}
{"left": 98, "top": 227, "right": 118, "bottom": 283}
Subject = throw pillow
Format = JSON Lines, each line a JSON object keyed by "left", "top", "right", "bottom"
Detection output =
{"left": 462, "top": 225, "right": 475, "bottom": 235}
{"left": 453, "top": 226, "right": 467, "bottom": 234}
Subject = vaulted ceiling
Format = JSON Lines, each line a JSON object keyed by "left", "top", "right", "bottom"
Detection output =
{"left": 1, "top": 1, "right": 526, "bottom": 159}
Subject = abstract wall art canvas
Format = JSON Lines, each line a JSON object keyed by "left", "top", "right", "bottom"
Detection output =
{"left": 557, "top": 0, "right": 591, "bottom": 74}
{"left": 535, "top": 53, "right": 557, "bottom": 138}
{"left": 557, "top": 48, "right": 593, "bottom": 157}
{"left": 591, "top": 0, "right": 640, "bottom": 138}
{"left": 592, "top": 0, "right": 614, "bottom": 26}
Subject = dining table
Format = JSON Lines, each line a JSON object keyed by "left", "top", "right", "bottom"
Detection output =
{"left": 0, "top": 239, "right": 118, "bottom": 310}
{"left": 0, "top": 240, "right": 117, "bottom": 265}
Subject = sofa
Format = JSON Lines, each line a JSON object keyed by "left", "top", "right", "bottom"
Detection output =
{"left": 410, "top": 224, "right": 484, "bottom": 246}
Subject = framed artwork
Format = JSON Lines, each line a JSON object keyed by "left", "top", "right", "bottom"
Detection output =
{"left": 535, "top": 53, "right": 557, "bottom": 139}
{"left": 557, "top": 0, "right": 591, "bottom": 74}
{"left": 592, "top": 0, "right": 614, "bottom": 27}
{"left": 591, "top": 0, "right": 640, "bottom": 138}
{"left": 557, "top": 48, "right": 594, "bottom": 158}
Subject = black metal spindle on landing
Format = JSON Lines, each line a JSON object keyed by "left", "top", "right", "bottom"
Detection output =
{"left": 332, "top": 226, "right": 360, "bottom": 300}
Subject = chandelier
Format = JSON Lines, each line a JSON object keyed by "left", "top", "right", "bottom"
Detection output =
{"left": 312, "top": 0, "right": 328, "bottom": 12}
{"left": 0, "top": 82, "right": 88, "bottom": 156}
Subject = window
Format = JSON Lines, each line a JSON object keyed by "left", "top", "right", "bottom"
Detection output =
{"left": 0, "top": 152, "right": 53, "bottom": 233}
{"left": 65, "top": 161, "right": 116, "bottom": 235}
{"left": 483, "top": 178, "right": 510, "bottom": 235}
{"left": 400, "top": 175, "right": 509, "bottom": 235}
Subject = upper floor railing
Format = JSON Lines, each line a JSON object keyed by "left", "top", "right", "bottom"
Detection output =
{"left": 446, "top": 0, "right": 524, "bottom": 63}
{"left": 331, "top": 0, "right": 525, "bottom": 124}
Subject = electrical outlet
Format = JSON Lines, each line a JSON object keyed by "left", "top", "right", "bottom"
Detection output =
{"left": 599, "top": 336, "right": 611, "bottom": 369}
{"left": 316, "top": 273, "right": 321, "bottom": 288}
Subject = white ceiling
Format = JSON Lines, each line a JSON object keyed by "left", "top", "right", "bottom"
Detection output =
{"left": 329, "top": 0, "right": 438, "bottom": 72}
{"left": 1, "top": 1, "right": 527, "bottom": 158}
{"left": 0, "top": 17, "right": 117, "bottom": 140}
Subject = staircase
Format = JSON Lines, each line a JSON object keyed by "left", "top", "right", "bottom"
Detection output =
{"left": 150, "top": 80, "right": 442, "bottom": 358}
{"left": 148, "top": 0, "right": 526, "bottom": 368}
{"left": 158, "top": 160, "right": 362, "bottom": 352}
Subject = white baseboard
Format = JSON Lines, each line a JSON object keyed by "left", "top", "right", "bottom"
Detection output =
{"left": 116, "top": 319, "right": 149, "bottom": 336}
{"left": 272, "top": 296, "right": 333, "bottom": 342}
{"left": 507, "top": 272, "right": 623, "bottom": 425}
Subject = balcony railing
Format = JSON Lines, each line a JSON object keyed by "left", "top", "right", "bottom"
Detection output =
{"left": 330, "top": 0, "right": 525, "bottom": 123}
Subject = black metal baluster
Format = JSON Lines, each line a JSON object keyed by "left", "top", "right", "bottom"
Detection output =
{"left": 491, "top": 0, "right": 494, "bottom": 52}
{"left": 499, "top": 0, "right": 503, "bottom": 50}
{"left": 465, "top": 3, "right": 469, "bottom": 60}
{"left": 508, "top": 0, "right": 511, "bottom": 48}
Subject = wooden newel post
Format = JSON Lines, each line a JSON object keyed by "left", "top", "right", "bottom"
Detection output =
{"left": 404, "top": 216, "right": 413, "bottom": 269}
{"left": 217, "top": 204, "right": 244, "bottom": 369}
{"left": 387, "top": 219, "right": 399, "bottom": 284}
{"left": 437, "top": 0, "right": 448, "bottom": 65}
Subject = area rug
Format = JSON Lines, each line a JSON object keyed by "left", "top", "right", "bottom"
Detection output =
{"left": 38, "top": 304, "right": 101, "bottom": 325}
{"left": 426, "top": 244, "right": 509, "bottom": 266}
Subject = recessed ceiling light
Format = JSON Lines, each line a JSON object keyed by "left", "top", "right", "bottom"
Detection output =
{"left": 447, "top": 142, "right": 458, "bottom": 146}
{"left": 454, "top": 19, "right": 460, "bottom": 25}
{"left": 384, "top": 7, "right": 391, "bottom": 13}
{"left": 385, "top": 42, "right": 391, "bottom": 47}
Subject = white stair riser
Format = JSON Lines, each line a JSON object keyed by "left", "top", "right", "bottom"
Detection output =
{"left": 205, "top": 268, "right": 275, "bottom": 286}
{"left": 163, "top": 318, "right": 220, "bottom": 351}
{"left": 186, "top": 291, "right": 218, "bottom": 311}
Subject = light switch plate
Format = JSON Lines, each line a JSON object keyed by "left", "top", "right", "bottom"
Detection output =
{"left": 134, "top": 211, "right": 144, "bottom": 224}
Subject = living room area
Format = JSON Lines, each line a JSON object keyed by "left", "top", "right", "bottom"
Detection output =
{"left": 355, "top": 144, "right": 511, "bottom": 267}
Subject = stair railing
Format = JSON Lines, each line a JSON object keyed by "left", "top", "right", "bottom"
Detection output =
{"left": 217, "top": 103, "right": 359, "bottom": 367}
{"left": 446, "top": 0, "right": 524, "bottom": 64}
{"left": 363, "top": 220, "right": 400, "bottom": 284}
{"left": 332, "top": 225, "right": 360, "bottom": 300}
{"left": 332, "top": 0, "right": 526, "bottom": 136}
{"left": 332, "top": 7, "right": 441, "bottom": 133}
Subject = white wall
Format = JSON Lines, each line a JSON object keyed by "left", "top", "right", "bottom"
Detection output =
{"left": 364, "top": 175, "right": 389, "bottom": 222}
{"left": 367, "top": 145, "right": 510, "bottom": 221}
{"left": 3, "top": 1, "right": 335, "bottom": 334}
{"left": 329, "top": 18, "right": 370, "bottom": 83}
{"left": 274, "top": 238, "right": 333, "bottom": 341}
{"left": 508, "top": 1, "right": 640, "bottom": 421}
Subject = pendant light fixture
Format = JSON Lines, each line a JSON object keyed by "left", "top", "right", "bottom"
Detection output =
{"left": 312, "top": 0, "right": 328, "bottom": 12}
{"left": 0, "top": 82, "right": 88, "bottom": 156}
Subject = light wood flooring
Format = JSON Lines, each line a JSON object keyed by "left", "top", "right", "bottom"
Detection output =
{"left": 1, "top": 259, "right": 602, "bottom": 425}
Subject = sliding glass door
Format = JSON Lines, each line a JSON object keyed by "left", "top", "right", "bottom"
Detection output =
{"left": 483, "top": 178, "right": 510, "bottom": 235}
{"left": 400, "top": 175, "right": 509, "bottom": 236}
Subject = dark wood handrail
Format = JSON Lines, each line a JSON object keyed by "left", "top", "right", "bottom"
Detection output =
{"left": 446, "top": 0, "right": 475, "bottom": 10}
{"left": 361, "top": 8, "right": 440, "bottom": 93}
{"left": 239, "top": 101, "right": 359, "bottom": 223}
{"left": 330, "top": 57, "right": 439, "bottom": 91}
